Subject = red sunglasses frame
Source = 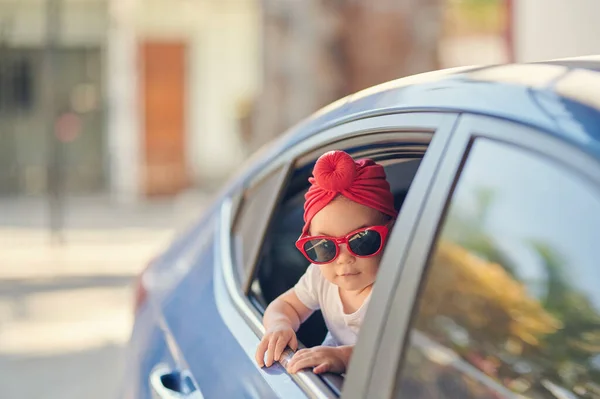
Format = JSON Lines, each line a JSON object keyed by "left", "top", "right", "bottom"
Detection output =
{"left": 295, "top": 224, "right": 390, "bottom": 265}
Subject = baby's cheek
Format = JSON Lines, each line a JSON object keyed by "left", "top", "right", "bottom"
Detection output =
{"left": 364, "top": 258, "right": 381, "bottom": 278}
{"left": 318, "top": 265, "right": 338, "bottom": 283}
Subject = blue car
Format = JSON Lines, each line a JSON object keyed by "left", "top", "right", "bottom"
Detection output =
{"left": 123, "top": 56, "right": 600, "bottom": 399}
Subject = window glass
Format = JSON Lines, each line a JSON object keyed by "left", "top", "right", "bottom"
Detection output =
{"left": 232, "top": 166, "right": 288, "bottom": 284}
{"left": 0, "top": 57, "right": 34, "bottom": 111}
{"left": 396, "top": 139, "right": 600, "bottom": 398}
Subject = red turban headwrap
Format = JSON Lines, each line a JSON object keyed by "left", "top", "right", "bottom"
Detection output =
{"left": 302, "top": 150, "right": 398, "bottom": 235}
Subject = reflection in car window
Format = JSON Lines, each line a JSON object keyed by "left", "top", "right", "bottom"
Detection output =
{"left": 396, "top": 139, "right": 600, "bottom": 398}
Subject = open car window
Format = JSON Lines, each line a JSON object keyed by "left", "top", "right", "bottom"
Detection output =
{"left": 244, "top": 135, "right": 431, "bottom": 394}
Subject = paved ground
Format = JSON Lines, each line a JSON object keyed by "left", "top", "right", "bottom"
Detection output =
{"left": 0, "top": 190, "right": 213, "bottom": 399}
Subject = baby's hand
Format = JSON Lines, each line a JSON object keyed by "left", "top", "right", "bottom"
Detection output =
{"left": 287, "top": 345, "right": 353, "bottom": 375}
{"left": 255, "top": 323, "right": 298, "bottom": 368}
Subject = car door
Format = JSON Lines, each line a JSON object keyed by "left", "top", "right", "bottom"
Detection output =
{"left": 208, "top": 111, "right": 460, "bottom": 398}
{"left": 345, "top": 114, "right": 600, "bottom": 398}
{"left": 148, "top": 111, "right": 461, "bottom": 399}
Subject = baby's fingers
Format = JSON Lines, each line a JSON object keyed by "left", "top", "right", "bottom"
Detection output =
{"left": 265, "top": 335, "right": 278, "bottom": 367}
{"left": 289, "top": 333, "right": 298, "bottom": 352}
{"left": 274, "top": 335, "right": 289, "bottom": 361}
{"left": 313, "top": 362, "right": 331, "bottom": 374}
{"left": 287, "top": 352, "right": 319, "bottom": 374}
{"left": 286, "top": 349, "right": 308, "bottom": 369}
{"left": 255, "top": 336, "right": 269, "bottom": 367}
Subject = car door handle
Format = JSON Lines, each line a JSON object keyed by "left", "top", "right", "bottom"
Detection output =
{"left": 150, "top": 365, "right": 203, "bottom": 399}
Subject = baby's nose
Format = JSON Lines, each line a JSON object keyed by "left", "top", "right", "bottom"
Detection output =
{"left": 336, "top": 243, "right": 355, "bottom": 264}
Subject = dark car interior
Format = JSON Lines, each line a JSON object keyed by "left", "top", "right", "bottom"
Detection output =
{"left": 248, "top": 144, "right": 425, "bottom": 349}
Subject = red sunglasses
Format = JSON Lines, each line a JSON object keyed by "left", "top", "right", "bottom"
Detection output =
{"left": 295, "top": 225, "right": 390, "bottom": 264}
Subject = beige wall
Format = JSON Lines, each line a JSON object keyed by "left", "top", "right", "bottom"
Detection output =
{"left": 106, "top": 0, "right": 139, "bottom": 203}
{"left": 190, "top": 6, "right": 260, "bottom": 183}
{"left": 514, "top": 0, "right": 600, "bottom": 62}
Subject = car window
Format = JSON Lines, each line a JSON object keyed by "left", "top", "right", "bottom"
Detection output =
{"left": 242, "top": 142, "right": 429, "bottom": 397}
{"left": 395, "top": 139, "right": 600, "bottom": 398}
{"left": 249, "top": 151, "right": 426, "bottom": 340}
{"left": 232, "top": 166, "right": 289, "bottom": 285}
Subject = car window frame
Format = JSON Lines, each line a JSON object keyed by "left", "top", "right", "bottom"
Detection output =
{"left": 220, "top": 111, "right": 461, "bottom": 399}
{"left": 346, "top": 114, "right": 600, "bottom": 399}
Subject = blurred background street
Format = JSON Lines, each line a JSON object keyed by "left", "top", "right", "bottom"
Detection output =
{"left": 2, "top": 0, "right": 600, "bottom": 397}
{"left": 0, "top": 190, "right": 211, "bottom": 399}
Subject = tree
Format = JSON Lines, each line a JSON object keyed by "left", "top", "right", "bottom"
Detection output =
{"left": 418, "top": 240, "right": 560, "bottom": 349}
{"left": 530, "top": 242, "right": 600, "bottom": 385}
{"left": 445, "top": 187, "right": 520, "bottom": 276}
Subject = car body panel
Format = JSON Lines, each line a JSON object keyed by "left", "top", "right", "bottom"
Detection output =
{"left": 121, "top": 305, "right": 178, "bottom": 399}
{"left": 127, "top": 213, "right": 309, "bottom": 399}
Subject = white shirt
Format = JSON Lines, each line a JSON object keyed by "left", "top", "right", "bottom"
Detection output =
{"left": 294, "top": 264, "right": 371, "bottom": 347}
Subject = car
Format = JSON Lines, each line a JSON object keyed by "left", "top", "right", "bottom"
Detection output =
{"left": 122, "top": 56, "right": 600, "bottom": 399}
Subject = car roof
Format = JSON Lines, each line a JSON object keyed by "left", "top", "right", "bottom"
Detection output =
{"left": 279, "top": 55, "right": 600, "bottom": 161}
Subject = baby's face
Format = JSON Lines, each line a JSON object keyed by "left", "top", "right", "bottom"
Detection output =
{"left": 309, "top": 196, "right": 388, "bottom": 292}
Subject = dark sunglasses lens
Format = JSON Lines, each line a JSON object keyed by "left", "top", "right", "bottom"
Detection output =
{"left": 348, "top": 230, "right": 382, "bottom": 256}
{"left": 303, "top": 239, "right": 337, "bottom": 263}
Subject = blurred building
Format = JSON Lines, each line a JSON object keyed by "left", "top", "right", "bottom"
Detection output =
{"left": 441, "top": 0, "right": 600, "bottom": 67}
{"left": 2, "top": 0, "right": 600, "bottom": 203}
{"left": 440, "top": 0, "right": 511, "bottom": 67}
{"left": 0, "top": 0, "right": 107, "bottom": 197}
{"left": 0, "top": 0, "right": 260, "bottom": 202}
{"left": 513, "top": 0, "right": 600, "bottom": 62}
{"left": 108, "top": 0, "right": 260, "bottom": 202}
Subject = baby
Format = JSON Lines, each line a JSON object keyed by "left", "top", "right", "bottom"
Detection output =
{"left": 255, "top": 150, "right": 397, "bottom": 374}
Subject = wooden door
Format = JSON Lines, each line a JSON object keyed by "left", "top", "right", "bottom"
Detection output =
{"left": 141, "top": 41, "right": 188, "bottom": 196}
